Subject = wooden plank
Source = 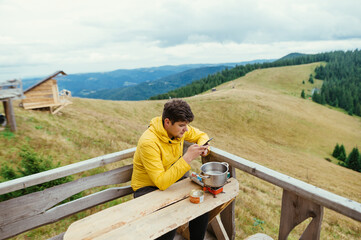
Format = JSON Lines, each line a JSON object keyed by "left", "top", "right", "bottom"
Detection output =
{"left": 24, "top": 96, "right": 53, "bottom": 101}
{"left": 0, "top": 80, "right": 21, "bottom": 88}
{"left": 51, "top": 101, "right": 72, "bottom": 115}
{"left": 30, "top": 83, "right": 54, "bottom": 91}
{"left": 0, "top": 79, "right": 23, "bottom": 100}
{"left": 23, "top": 101, "right": 54, "bottom": 107}
{"left": 0, "top": 165, "right": 132, "bottom": 227}
{"left": 23, "top": 102, "right": 61, "bottom": 110}
{"left": 210, "top": 215, "right": 229, "bottom": 240}
{"left": 0, "top": 89, "right": 23, "bottom": 99}
{"left": 52, "top": 83, "right": 59, "bottom": 104}
{"left": 1, "top": 186, "right": 133, "bottom": 239}
{"left": 33, "top": 80, "right": 54, "bottom": 88}
{"left": 0, "top": 148, "right": 136, "bottom": 195}
{"left": 22, "top": 99, "right": 54, "bottom": 105}
{"left": 209, "top": 147, "right": 361, "bottom": 222}
{"left": 22, "top": 97, "right": 54, "bottom": 103}
{"left": 25, "top": 91, "right": 54, "bottom": 97}
{"left": 29, "top": 86, "right": 53, "bottom": 92}
{"left": 25, "top": 86, "right": 53, "bottom": 92}
{"left": 64, "top": 178, "right": 239, "bottom": 240}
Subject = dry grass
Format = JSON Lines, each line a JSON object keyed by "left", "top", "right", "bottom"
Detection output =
{"left": 1, "top": 62, "right": 360, "bottom": 239}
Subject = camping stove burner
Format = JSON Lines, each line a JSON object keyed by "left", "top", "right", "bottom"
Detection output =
{"left": 203, "top": 185, "right": 225, "bottom": 198}
{"left": 190, "top": 172, "right": 226, "bottom": 198}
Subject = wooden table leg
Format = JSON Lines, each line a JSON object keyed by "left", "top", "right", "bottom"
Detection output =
{"left": 177, "top": 198, "right": 235, "bottom": 240}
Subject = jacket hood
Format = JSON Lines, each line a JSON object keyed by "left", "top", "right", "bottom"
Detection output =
{"left": 149, "top": 116, "right": 182, "bottom": 144}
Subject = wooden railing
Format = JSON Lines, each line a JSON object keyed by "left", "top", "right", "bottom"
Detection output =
{"left": 0, "top": 146, "right": 360, "bottom": 240}
{"left": 0, "top": 79, "right": 23, "bottom": 132}
{"left": 0, "top": 148, "right": 136, "bottom": 240}
{"left": 204, "top": 148, "right": 361, "bottom": 239}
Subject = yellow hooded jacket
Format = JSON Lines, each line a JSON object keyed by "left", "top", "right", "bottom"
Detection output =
{"left": 131, "top": 116, "right": 209, "bottom": 191}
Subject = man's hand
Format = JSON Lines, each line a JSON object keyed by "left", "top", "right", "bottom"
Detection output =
{"left": 200, "top": 148, "right": 209, "bottom": 157}
{"left": 183, "top": 144, "right": 209, "bottom": 164}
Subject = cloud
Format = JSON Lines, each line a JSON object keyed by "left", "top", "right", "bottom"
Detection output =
{"left": 0, "top": 0, "right": 360, "bottom": 79}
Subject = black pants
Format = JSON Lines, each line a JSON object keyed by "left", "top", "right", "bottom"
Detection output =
{"left": 134, "top": 186, "right": 209, "bottom": 240}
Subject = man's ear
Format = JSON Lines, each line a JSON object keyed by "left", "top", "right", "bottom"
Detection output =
{"left": 164, "top": 118, "right": 171, "bottom": 127}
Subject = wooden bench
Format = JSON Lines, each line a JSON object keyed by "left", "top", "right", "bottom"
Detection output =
{"left": 64, "top": 178, "right": 239, "bottom": 240}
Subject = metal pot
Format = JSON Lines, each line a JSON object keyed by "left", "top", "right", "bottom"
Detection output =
{"left": 200, "top": 162, "right": 229, "bottom": 187}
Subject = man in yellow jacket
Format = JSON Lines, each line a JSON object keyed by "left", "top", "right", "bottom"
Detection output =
{"left": 131, "top": 99, "right": 210, "bottom": 240}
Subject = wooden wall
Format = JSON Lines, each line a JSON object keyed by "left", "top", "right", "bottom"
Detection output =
{"left": 22, "top": 79, "right": 59, "bottom": 110}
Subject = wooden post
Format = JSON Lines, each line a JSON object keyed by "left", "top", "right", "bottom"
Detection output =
{"left": 202, "top": 154, "right": 236, "bottom": 240}
{"left": 2, "top": 100, "right": 6, "bottom": 119}
{"left": 220, "top": 164, "right": 236, "bottom": 240}
{"left": 278, "top": 190, "right": 324, "bottom": 240}
{"left": 3, "top": 98, "right": 16, "bottom": 132}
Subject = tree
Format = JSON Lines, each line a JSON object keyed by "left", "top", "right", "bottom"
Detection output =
{"left": 321, "top": 93, "right": 326, "bottom": 105}
{"left": 355, "top": 103, "right": 361, "bottom": 116}
{"left": 332, "top": 143, "right": 340, "bottom": 158}
{"left": 301, "top": 89, "right": 305, "bottom": 99}
{"left": 338, "top": 144, "right": 346, "bottom": 161}
{"left": 308, "top": 74, "right": 314, "bottom": 84}
{"left": 312, "top": 92, "right": 321, "bottom": 103}
{"left": 345, "top": 147, "right": 361, "bottom": 172}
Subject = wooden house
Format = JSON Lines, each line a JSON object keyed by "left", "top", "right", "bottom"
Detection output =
{"left": 21, "top": 71, "right": 72, "bottom": 114}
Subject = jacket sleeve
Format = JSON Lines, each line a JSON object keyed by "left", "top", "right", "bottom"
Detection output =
{"left": 184, "top": 125, "right": 209, "bottom": 145}
{"left": 138, "top": 141, "right": 191, "bottom": 191}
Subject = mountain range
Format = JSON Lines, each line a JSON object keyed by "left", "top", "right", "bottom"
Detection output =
{"left": 21, "top": 59, "right": 274, "bottom": 101}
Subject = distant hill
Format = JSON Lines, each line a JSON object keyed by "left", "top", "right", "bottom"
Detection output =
{"left": 86, "top": 66, "right": 227, "bottom": 100}
{"left": 21, "top": 60, "right": 274, "bottom": 100}
{"left": 277, "top": 52, "right": 307, "bottom": 61}
{"left": 22, "top": 65, "right": 202, "bottom": 97}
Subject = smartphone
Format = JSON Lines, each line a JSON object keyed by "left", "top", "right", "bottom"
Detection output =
{"left": 202, "top": 138, "right": 213, "bottom": 146}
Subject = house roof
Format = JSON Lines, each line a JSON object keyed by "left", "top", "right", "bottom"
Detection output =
{"left": 24, "top": 70, "right": 67, "bottom": 93}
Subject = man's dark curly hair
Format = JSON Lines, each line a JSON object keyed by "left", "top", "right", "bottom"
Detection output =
{"left": 162, "top": 99, "right": 194, "bottom": 124}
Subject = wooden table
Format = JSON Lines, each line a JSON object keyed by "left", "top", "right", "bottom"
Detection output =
{"left": 64, "top": 178, "right": 239, "bottom": 240}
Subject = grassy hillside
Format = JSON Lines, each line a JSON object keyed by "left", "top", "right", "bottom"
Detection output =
{"left": 1, "top": 62, "right": 360, "bottom": 239}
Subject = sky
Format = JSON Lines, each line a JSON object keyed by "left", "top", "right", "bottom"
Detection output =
{"left": 1, "top": 0, "right": 361, "bottom": 80}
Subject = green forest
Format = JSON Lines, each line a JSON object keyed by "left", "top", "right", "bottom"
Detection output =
{"left": 312, "top": 50, "right": 361, "bottom": 116}
{"left": 150, "top": 50, "right": 361, "bottom": 117}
